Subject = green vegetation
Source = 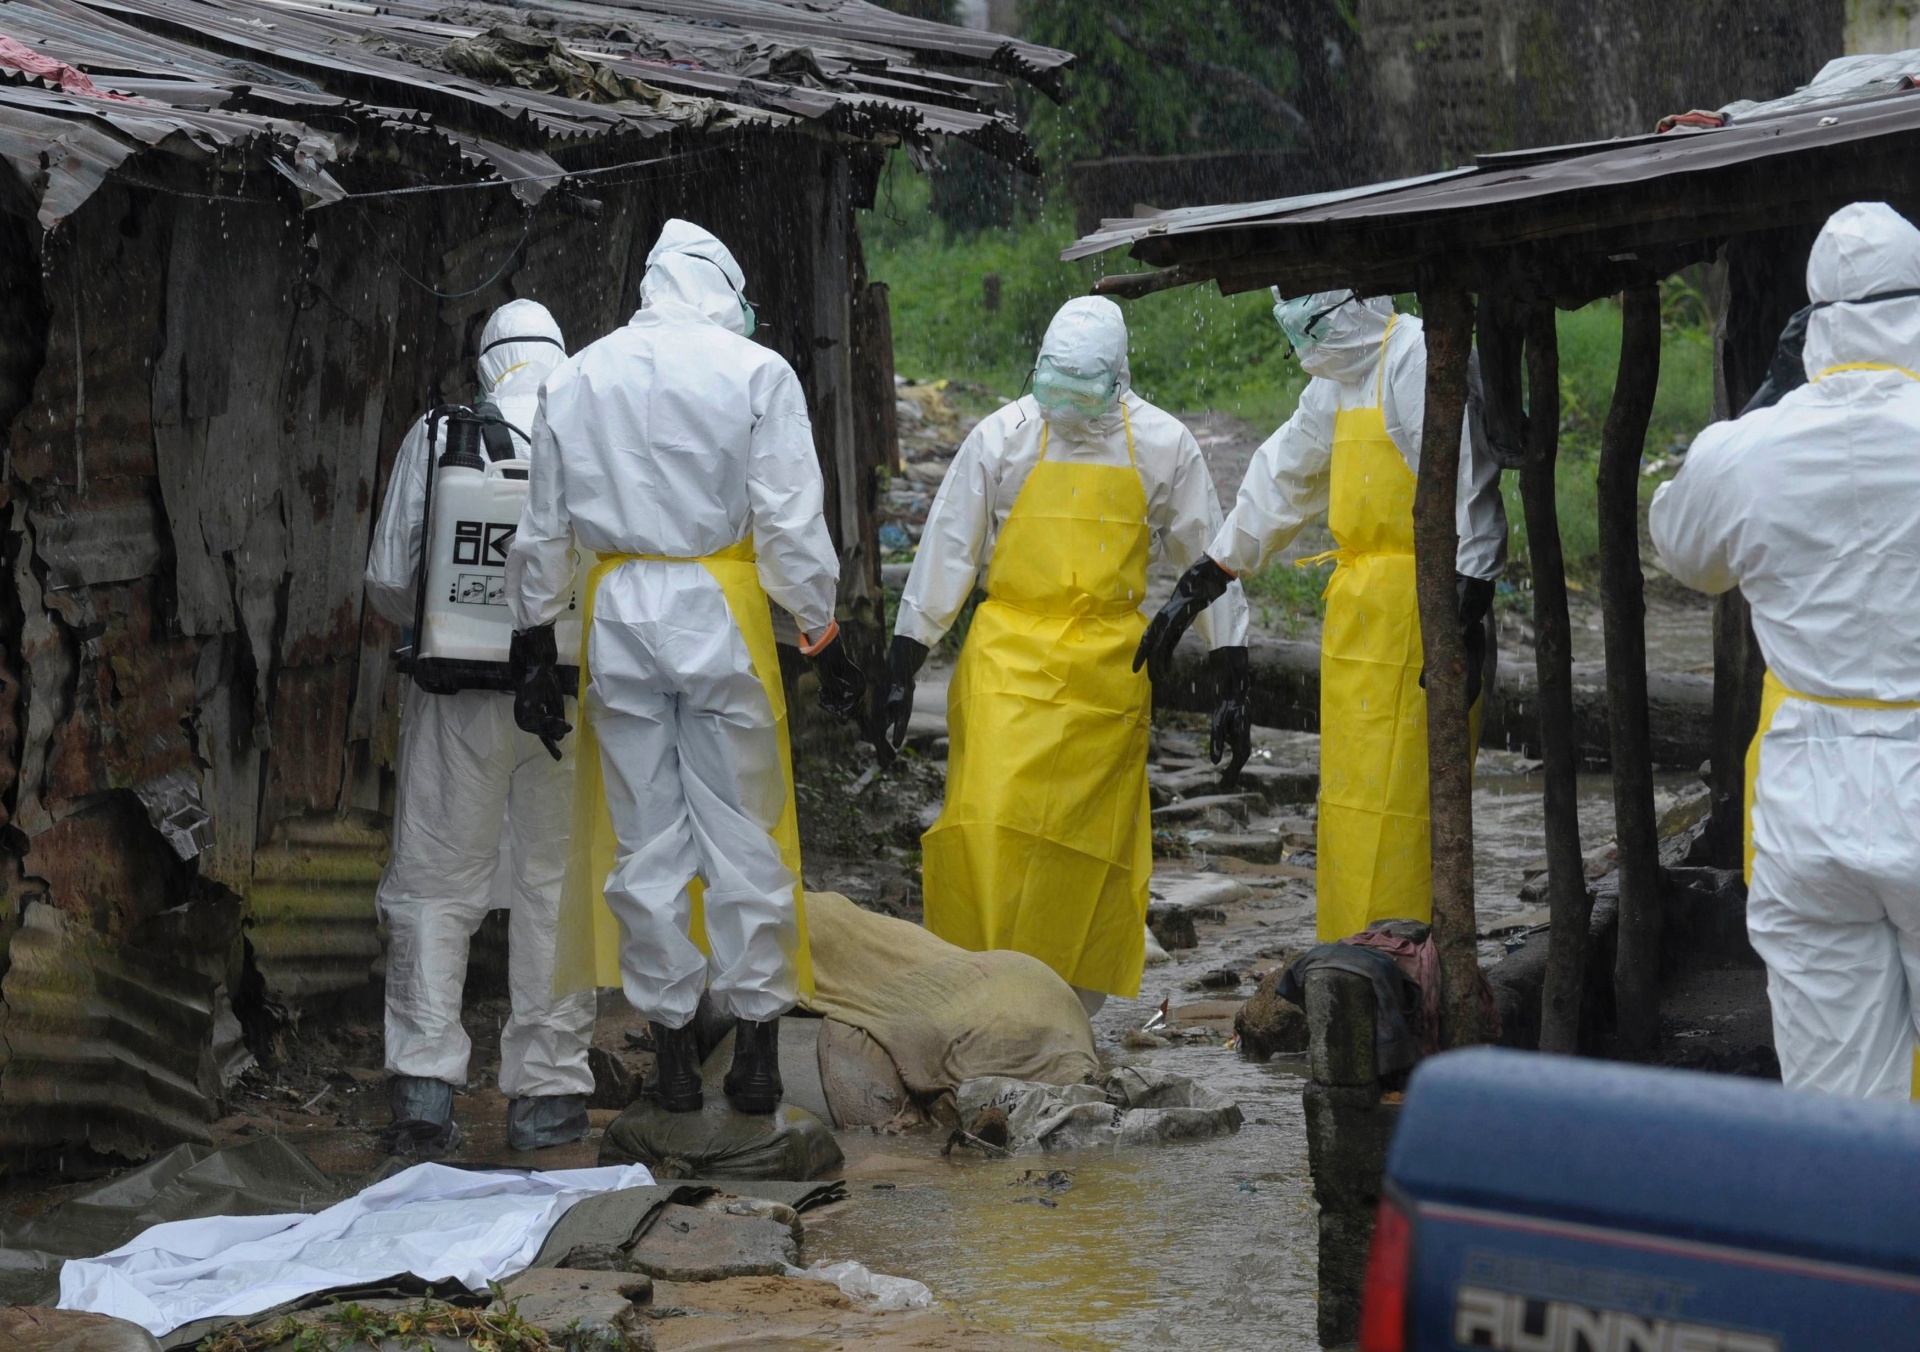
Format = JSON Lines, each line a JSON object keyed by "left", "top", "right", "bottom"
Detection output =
{"left": 1500, "top": 294, "right": 1714, "bottom": 587}
{"left": 865, "top": 158, "right": 1309, "bottom": 430}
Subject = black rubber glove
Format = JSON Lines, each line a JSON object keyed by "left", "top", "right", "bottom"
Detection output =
{"left": 510, "top": 623, "right": 571, "bottom": 761}
{"left": 880, "top": 635, "right": 929, "bottom": 751}
{"left": 1457, "top": 574, "right": 1495, "bottom": 709}
{"left": 1133, "top": 557, "right": 1235, "bottom": 676}
{"left": 1209, "top": 645, "right": 1253, "bottom": 784}
{"left": 812, "top": 631, "right": 866, "bottom": 724}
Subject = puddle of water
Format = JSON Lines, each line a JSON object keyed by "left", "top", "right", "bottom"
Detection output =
{"left": 811, "top": 1051, "right": 1318, "bottom": 1352}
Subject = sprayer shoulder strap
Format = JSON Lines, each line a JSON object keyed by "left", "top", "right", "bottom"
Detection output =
{"left": 475, "top": 399, "right": 519, "bottom": 462}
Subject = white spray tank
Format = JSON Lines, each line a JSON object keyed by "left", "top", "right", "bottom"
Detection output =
{"left": 408, "top": 403, "right": 582, "bottom": 693}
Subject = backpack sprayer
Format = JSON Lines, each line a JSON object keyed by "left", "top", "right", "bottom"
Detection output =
{"left": 400, "top": 401, "right": 581, "bottom": 694}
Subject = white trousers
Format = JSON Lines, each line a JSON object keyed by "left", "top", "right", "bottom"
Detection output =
{"left": 378, "top": 686, "right": 596, "bottom": 1097}
{"left": 1748, "top": 701, "right": 1920, "bottom": 1100}
{"left": 588, "top": 561, "right": 799, "bottom": 1029}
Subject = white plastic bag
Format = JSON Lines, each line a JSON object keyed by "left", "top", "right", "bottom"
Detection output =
{"left": 784, "top": 1259, "right": 933, "bottom": 1312}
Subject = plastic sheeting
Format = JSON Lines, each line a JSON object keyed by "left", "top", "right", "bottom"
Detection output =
{"left": 58, "top": 1161, "right": 652, "bottom": 1337}
{"left": 0, "top": 1139, "right": 336, "bottom": 1308}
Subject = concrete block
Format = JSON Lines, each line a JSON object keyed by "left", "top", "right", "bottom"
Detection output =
{"left": 499, "top": 1268, "right": 653, "bottom": 1351}
{"left": 0, "top": 1307, "right": 159, "bottom": 1352}
{"left": 628, "top": 1203, "right": 799, "bottom": 1282}
{"left": 1317, "top": 1203, "right": 1377, "bottom": 1349}
{"left": 1301, "top": 1083, "right": 1394, "bottom": 1211}
{"left": 1306, "top": 968, "right": 1378, "bottom": 1086}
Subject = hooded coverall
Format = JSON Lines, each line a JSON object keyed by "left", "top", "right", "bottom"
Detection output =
{"left": 1651, "top": 201, "right": 1920, "bottom": 1100}
{"left": 1207, "top": 296, "right": 1507, "bottom": 942}
{"left": 898, "top": 297, "right": 1249, "bottom": 1002}
{"left": 365, "top": 298, "right": 596, "bottom": 1103}
{"left": 507, "top": 220, "right": 840, "bottom": 1030}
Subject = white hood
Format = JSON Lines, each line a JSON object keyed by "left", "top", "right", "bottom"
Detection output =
{"left": 1292, "top": 291, "right": 1397, "bottom": 386}
{"left": 1803, "top": 202, "right": 1920, "bottom": 381}
{"left": 1034, "top": 296, "right": 1131, "bottom": 427}
{"left": 639, "top": 218, "right": 750, "bottom": 334}
{"left": 477, "top": 298, "right": 565, "bottom": 393}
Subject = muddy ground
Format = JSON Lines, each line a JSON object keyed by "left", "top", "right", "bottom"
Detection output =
{"left": 1, "top": 395, "right": 1761, "bottom": 1350}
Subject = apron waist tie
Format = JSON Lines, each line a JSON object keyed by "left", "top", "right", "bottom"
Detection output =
{"left": 597, "top": 539, "right": 758, "bottom": 566}
{"left": 1765, "top": 669, "right": 1920, "bottom": 712}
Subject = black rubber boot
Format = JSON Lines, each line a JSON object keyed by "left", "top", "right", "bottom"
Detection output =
{"left": 506, "top": 1093, "right": 590, "bottom": 1151}
{"left": 381, "top": 1075, "right": 462, "bottom": 1158}
{"left": 723, "top": 1018, "right": 783, "bottom": 1115}
{"left": 647, "top": 1020, "right": 704, "bottom": 1113}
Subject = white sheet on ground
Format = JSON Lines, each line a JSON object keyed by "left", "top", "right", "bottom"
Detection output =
{"left": 58, "top": 1162, "right": 654, "bottom": 1337}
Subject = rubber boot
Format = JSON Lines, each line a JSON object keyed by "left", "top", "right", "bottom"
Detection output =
{"left": 506, "top": 1093, "right": 590, "bottom": 1151}
{"left": 647, "top": 1020, "right": 704, "bottom": 1113}
{"left": 381, "top": 1075, "right": 462, "bottom": 1158}
{"left": 723, "top": 1018, "right": 783, "bottom": 1115}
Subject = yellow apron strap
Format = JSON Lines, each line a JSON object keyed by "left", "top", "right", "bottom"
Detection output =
{"left": 1812, "top": 361, "right": 1920, "bottom": 383}
{"left": 553, "top": 540, "right": 812, "bottom": 1001}
{"left": 1375, "top": 312, "right": 1397, "bottom": 404}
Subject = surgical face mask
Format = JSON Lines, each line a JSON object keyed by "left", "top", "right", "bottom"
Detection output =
{"left": 1032, "top": 355, "right": 1118, "bottom": 419}
{"left": 740, "top": 296, "right": 757, "bottom": 338}
{"left": 1273, "top": 291, "right": 1354, "bottom": 357}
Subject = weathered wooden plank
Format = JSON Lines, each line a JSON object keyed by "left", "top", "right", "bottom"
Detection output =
{"left": 1598, "top": 285, "right": 1665, "bottom": 1057}
{"left": 1412, "top": 283, "right": 1484, "bottom": 1047}
{"left": 1517, "top": 302, "right": 1590, "bottom": 1055}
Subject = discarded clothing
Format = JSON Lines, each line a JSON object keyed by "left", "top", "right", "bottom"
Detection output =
{"left": 954, "top": 1068, "right": 1242, "bottom": 1154}
{"left": 804, "top": 890, "right": 1099, "bottom": 1093}
{"left": 1278, "top": 941, "right": 1421, "bottom": 1076}
{"left": 59, "top": 1162, "right": 652, "bottom": 1337}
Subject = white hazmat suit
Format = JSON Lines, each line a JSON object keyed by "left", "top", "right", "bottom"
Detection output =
{"left": 1651, "top": 201, "right": 1920, "bottom": 1100}
{"left": 508, "top": 220, "right": 840, "bottom": 1030}
{"left": 365, "top": 299, "right": 596, "bottom": 1112}
{"left": 1207, "top": 296, "right": 1507, "bottom": 582}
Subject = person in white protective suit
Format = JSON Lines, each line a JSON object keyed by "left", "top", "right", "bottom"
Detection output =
{"left": 879, "top": 297, "right": 1250, "bottom": 1016}
{"left": 506, "top": 219, "right": 864, "bottom": 1116}
{"left": 364, "top": 298, "right": 596, "bottom": 1156}
{"left": 1135, "top": 291, "right": 1507, "bottom": 944}
{"left": 1651, "top": 201, "right": 1920, "bottom": 1100}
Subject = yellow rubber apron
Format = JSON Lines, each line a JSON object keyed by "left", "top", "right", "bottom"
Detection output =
{"left": 1307, "top": 315, "right": 1440, "bottom": 943}
{"left": 551, "top": 540, "right": 812, "bottom": 1001}
{"left": 922, "top": 410, "right": 1154, "bottom": 998}
{"left": 1742, "top": 668, "right": 1920, "bottom": 1098}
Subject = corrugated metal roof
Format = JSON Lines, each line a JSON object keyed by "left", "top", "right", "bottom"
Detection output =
{"left": 0, "top": 0, "right": 1068, "bottom": 226}
{"left": 1071, "top": 74, "right": 1920, "bottom": 302}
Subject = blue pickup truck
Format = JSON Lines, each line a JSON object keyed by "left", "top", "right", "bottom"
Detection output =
{"left": 1360, "top": 1048, "right": 1920, "bottom": 1351}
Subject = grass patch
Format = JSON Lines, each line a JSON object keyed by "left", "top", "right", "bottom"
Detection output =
{"left": 864, "top": 159, "right": 1310, "bottom": 430}
{"left": 1502, "top": 299, "right": 1715, "bottom": 586}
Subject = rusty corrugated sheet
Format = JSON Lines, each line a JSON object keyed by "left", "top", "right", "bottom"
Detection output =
{"left": 0, "top": 0, "right": 1064, "bottom": 1171}
{"left": 0, "top": 902, "right": 225, "bottom": 1164}
{"left": 246, "top": 816, "right": 388, "bottom": 1010}
{"left": 1070, "top": 83, "right": 1920, "bottom": 298}
{"left": 0, "top": 0, "right": 1067, "bottom": 228}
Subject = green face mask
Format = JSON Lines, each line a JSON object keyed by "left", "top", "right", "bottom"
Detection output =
{"left": 740, "top": 296, "right": 757, "bottom": 338}
{"left": 1273, "top": 291, "right": 1354, "bottom": 356}
{"left": 1032, "top": 355, "right": 1118, "bottom": 418}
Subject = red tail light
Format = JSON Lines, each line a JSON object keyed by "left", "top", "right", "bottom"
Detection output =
{"left": 1358, "top": 1195, "right": 1412, "bottom": 1352}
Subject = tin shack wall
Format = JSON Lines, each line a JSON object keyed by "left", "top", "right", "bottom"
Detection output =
{"left": 0, "top": 127, "right": 890, "bottom": 1168}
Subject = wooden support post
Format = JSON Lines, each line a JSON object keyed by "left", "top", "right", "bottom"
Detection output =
{"left": 1412, "top": 284, "right": 1484, "bottom": 1047}
{"left": 1521, "top": 303, "right": 1591, "bottom": 1054}
{"left": 1597, "top": 285, "right": 1664, "bottom": 1056}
